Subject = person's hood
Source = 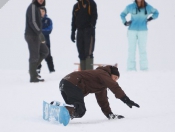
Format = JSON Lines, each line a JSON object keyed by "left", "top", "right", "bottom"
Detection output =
{"left": 32, "top": 0, "right": 45, "bottom": 7}
{"left": 96, "top": 65, "right": 120, "bottom": 77}
{"left": 134, "top": 0, "right": 147, "bottom": 14}
{"left": 96, "top": 65, "right": 112, "bottom": 76}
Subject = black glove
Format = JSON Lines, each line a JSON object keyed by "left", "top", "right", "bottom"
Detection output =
{"left": 147, "top": 17, "right": 153, "bottom": 22}
{"left": 124, "top": 21, "right": 132, "bottom": 26}
{"left": 120, "top": 95, "right": 140, "bottom": 108}
{"left": 89, "top": 24, "right": 95, "bottom": 36}
{"left": 107, "top": 112, "right": 124, "bottom": 120}
{"left": 71, "top": 31, "right": 75, "bottom": 43}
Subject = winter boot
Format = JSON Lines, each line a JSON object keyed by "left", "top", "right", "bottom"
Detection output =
{"left": 65, "top": 106, "right": 75, "bottom": 119}
{"left": 80, "top": 60, "right": 86, "bottom": 70}
{"left": 85, "top": 57, "right": 93, "bottom": 70}
{"left": 35, "top": 55, "right": 45, "bottom": 75}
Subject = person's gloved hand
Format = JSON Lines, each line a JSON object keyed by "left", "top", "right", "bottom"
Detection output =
{"left": 89, "top": 24, "right": 95, "bottom": 36}
{"left": 120, "top": 95, "right": 140, "bottom": 108}
{"left": 39, "top": 33, "right": 46, "bottom": 44}
{"left": 107, "top": 112, "right": 124, "bottom": 120}
{"left": 124, "top": 21, "right": 132, "bottom": 26}
{"left": 71, "top": 31, "right": 75, "bottom": 43}
{"left": 147, "top": 17, "right": 153, "bottom": 22}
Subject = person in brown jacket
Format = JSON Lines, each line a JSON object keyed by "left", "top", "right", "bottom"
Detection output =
{"left": 59, "top": 65, "right": 140, "bottom": 119}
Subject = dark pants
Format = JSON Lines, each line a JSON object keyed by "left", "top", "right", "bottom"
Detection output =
{"left": 37, "top": 42, "right": 55, "bottom": 72}
{"left": 59, "top": 79, "right": 86, "bottom": 118}
{"left": 25, "top": 35, "right": 49, "bottom": 81}
{"left": 25, "top": 35, "right": 49, "bottom": 63}
{"left": 76, "top": 28, "right": 95, "bottom": 60}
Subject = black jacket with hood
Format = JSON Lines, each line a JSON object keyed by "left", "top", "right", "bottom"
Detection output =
{"left": 25, "top": 0, "right": 45, "bottom": 38}
{"left": 71, "top": 0, "right": 98, "bottom": 32}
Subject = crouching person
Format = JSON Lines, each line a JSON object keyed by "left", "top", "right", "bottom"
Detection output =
{"left": 59, "top": 65, "right": 140, "bottom": 119}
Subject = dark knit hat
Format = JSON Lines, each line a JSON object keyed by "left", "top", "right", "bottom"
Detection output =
{"left": 110, "top": 66, "right": 120, "bottom": 77}
{"left": 40, "top": 6, "right": 47, "bottom": 13}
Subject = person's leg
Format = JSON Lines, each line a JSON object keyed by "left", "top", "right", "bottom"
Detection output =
{"left": 61, "top": 91, "right": 69, "bottom": 104}
{"left": 37, "top": 43, "right": 47, "bottom": 74}
{"left": 127, "top": 30, "right": 137, "bottom": 71}
{"left": 45, "top": 51, "right": 55, "bottom": 73}
{"left": 138, "top": 31, "right": 148, "bottom": 70}
{"left": 33, "top": 43, "right": 49, "bottom": 81}
{"left": 59, "top": 79, "right": 86, "bottom": 118}
{"left": 37, "top": 43, "right": 49, "bottom": 68}
{"left": 37, "top": 64, "right": 42, "bottom": 73}
{"left": 84, "top": 28, "right": 95, "bottom": 70}
{"left": 25, "top": 35, "right": 41, "bottom": 82}
{"left": 77, "top": 29, "right": 86, "bottom": 70}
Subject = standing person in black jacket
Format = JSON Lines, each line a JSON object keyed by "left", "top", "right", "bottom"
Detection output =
{"left": 37, "top": 6, "right": 55, "bottom": 73}
{"left": 71, "top": 0, "right": 98, "bottom": 70}
{"left": 25, "top": 0, "right": 49, "bottom": 82}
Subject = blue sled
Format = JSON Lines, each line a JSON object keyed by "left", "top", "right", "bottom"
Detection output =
{"left": 43, "top": 101, "right": 70, "bottom": 126}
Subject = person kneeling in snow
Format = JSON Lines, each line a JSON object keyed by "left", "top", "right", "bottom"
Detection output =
{"left": 59, "top": 65, "right": 140, "bottom": 119}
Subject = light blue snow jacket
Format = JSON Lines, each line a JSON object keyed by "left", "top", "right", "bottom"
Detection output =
{"left": 120, "top": 2, "right": 159, "bottom": 31}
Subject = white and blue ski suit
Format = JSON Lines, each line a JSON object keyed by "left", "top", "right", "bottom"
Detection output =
{"left": 120, "top": 2, "right": 159, "bottom": 70}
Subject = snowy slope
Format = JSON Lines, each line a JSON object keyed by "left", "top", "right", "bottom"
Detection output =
{"left": 0, "top": 0, "right": 175, "bottom": 132}
{"left": 0, "top": 70, "right": 175, "bottom": 132}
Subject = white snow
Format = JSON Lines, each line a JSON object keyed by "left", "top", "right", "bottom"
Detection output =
{"left": 0, "top": 0, "right": 175, "bottom": 131}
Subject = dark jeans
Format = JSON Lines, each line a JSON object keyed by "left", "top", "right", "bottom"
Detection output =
{"left": 76, "top": 27, "right": 95, "bottom": 60}
{"left": 59, "top": 79, "right": 86, "bottom": 118}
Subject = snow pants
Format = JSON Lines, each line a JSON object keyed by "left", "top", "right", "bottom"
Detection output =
{"left": 127, "top": 30, "right": 148, "bottom": 71}
{"left": 76, "top": 27, "right": 95, "bottom": 60}
{"left": 59, "top": 79, "right": 86, "bottom": 118}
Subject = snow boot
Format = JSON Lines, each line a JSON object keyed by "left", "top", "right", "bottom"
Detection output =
{"left": 65, "top": 106, "right": 75, "bottom": 119}
{"left": 85, "top": 57, "right": 93, "bottom": 70}
{"left": 80, "top": 60, "right": 86, "bottom": 70}
{"left": 29, "top": 62, "right": 44, "bottom": 82}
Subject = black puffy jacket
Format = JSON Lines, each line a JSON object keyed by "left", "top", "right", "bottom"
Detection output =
{"left": 71, "top": 0, "right": 98, "bottom": 32}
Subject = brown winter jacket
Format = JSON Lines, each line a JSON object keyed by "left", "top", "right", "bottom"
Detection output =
{"left": 63, "top": 65, "right": 126, "bottom": 116}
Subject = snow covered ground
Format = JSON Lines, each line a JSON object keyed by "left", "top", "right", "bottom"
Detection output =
{"left": 1, "top": 70, "right": 175, "bottom": 132}
{"left": 0, "top": 0, "right": 175, "bottom": 132}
